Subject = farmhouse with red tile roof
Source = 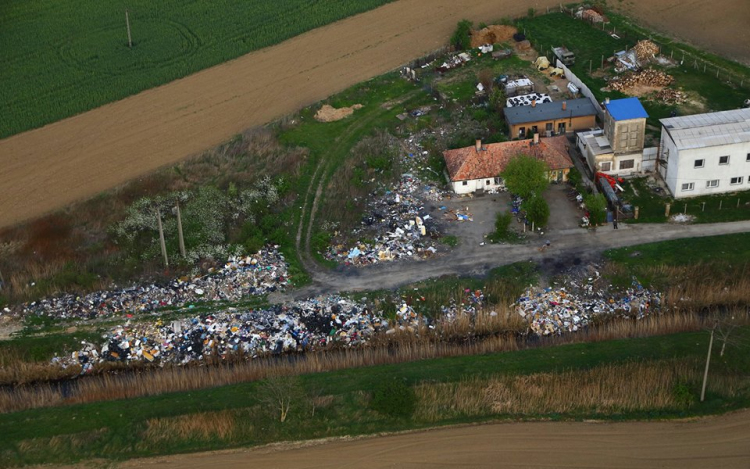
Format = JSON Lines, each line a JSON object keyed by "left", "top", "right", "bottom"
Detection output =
{"left": 442, "top": 135, "right": 574, "bottom": 194}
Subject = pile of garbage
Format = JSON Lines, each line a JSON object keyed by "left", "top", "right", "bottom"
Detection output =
{"left": 515, "top": 275, "right": 661, "bottom": 336}
{"left": 324, "top": 174, "right": 441, "bottom": 266}
{"left": 436, "top": 53, "right": 472, "bottom": 73}
{"left": 609, "top": 69, "right": 674, "bottom": 92}
{"left": 12, "top": 248, "right": 289, "bottom": 320}
{"left": 59, "top": 296, "right": 391, "bottom": 371}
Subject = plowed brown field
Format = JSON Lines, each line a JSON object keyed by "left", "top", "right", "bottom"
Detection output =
{"left": 1, "top": 0, "right": 747, "bottom": 228}
{"left": 121, "top": 411, "right": 750, "bottom": 469}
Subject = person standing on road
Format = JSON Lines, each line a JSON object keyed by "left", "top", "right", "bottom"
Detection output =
{"left": 613, "top": 217, "right": 618, "bottom": 229}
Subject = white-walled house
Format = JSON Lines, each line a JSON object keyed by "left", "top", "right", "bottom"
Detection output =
{"left": 658, "top": 108, "right": 750, "bottom": 198}
{"left": 442, "top": 136, "right": 574, "bottom": 195}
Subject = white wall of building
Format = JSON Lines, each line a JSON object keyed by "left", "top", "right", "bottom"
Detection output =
{"left": 451, "top": 177, "right": 505, "bottom": 194}
{"left": 660, "top": 131, "right": 750, "bottom": 198}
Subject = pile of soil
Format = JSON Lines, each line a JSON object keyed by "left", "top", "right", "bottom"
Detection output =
{"left": 314, "top": 104, "right": 363, "bottom": 122}
{"left": 470, "top": 25, "right": 517, "bottom": 48}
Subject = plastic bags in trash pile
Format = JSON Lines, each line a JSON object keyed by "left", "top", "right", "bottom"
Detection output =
{"left": 59, "top": 296, "right": 392, "bottom": 371}
{"left": 514, "top": 277, "right": 661, "bottom": 336}
{"left": 13, "top": 248, "right": 289, "bottom": 320}
{"left": 325, "top": 174, "right": 443, "bottom": 266}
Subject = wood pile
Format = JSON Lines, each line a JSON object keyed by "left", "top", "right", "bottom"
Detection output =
{"left": 609, "top": 69, "right": 674, "bottom": 92}
{"left": 655, "top": 88, "right": 686, "bottom": 104}
{"left": 581, "top": 9, "right": 604, "bottom": 23}
{"left": 634, "top": 40, "right": 660, "bottom": 63}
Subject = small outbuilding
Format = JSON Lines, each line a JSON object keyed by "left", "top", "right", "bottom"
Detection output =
{"left": 504, "top": 98, "right": 598, "bottom": 139}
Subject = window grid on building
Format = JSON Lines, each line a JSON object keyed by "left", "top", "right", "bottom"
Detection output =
{"left": 707, "top": 179, "right": 719, "bottom": 188}
{"left": 719, "top": 155, "right": 729, "bottom": 165}
{"left": 731, "top": 176, "right": 744, "bottom": 185}
{"left": 681, "top": 182, "right": 694, "bottom": 191}
{"left": 694, "top": 159, "right": 704, "bottom": 168}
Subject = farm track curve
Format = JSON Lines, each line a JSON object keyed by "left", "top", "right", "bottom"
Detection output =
{"left": 0, "top": 0, "right": 747, "bottom": 229}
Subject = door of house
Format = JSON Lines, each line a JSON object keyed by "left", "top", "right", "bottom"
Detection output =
{"left": 557, "top": 122, "right": 566, "bottom": 134}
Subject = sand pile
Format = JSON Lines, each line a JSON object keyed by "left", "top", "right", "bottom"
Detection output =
{"left": 470, "top": 25, "right": 517, "bottom": 48}
{"left": 314, "top": 104, "right": 363, "bottom": 122}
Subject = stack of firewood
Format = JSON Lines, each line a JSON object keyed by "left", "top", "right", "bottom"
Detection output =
{"left": 609, "top": 69, "right": 674, "bottom": 91}
{"left": 634, "top": 40, "right": 660, "bottom": 63}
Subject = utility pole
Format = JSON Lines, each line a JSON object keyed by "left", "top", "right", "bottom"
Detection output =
{"left": 701, "top": 324, "right": 716, "bottom": 402}
{"left": 176, "top": 201, "right": 186, "bottom": 258}
{"left": 156, "top": 207, "right": 169, "bottom": 268}
{"left": 125, "top": 10, "right": 133, "bottom": 48}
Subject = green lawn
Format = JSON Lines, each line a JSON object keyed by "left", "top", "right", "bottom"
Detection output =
{"left": 605, "top": 232, "right": 750, "bottom": 267}
{"left": 0, "top": 0, "right": 394, "bottom": 138}
{"left": 1, "top": 327, "right": 747, "bottom": 466}
{"left": 622, "top": 177, "right": 750, "bottom": 224}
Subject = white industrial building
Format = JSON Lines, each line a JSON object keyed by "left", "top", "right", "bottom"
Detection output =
{"left": 658, "top": 108, "right": 750, "bottom": 198}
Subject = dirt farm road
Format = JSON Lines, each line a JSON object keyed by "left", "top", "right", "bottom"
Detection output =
{"left": 1, "top": 0, "right": 748, "bottom": 229}
{"left": 122, "top": 410, "right": 750, "bottom": 468}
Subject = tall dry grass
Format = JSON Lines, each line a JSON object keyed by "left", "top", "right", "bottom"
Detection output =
{"left": 414, "top": 359, "right": 741, "bottom": 421}
{"left": 143, "top": 410, "right": 238, "bottom": 443}
{"left": 2, "top": 307, "right": 738, "bottom": 414}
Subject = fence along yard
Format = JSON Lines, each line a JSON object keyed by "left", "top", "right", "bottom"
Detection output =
{"left": 0, "top": 0, "right": 394, "bottom": 139}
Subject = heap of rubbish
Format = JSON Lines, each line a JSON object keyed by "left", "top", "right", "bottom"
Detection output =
{"left": 10, "top": 248, "right": 289, "bottom": 320}
{"left": 325, "top": 174, "right": 442, "bottom": 266}
{"left": 436, "top": 52, "right": 472, "bottom": 72}
{"left": 514, "top": 274, "right": 661, "bottom": 335}
{"left": 58, "top": 296, "right": 389, "bottom": 372}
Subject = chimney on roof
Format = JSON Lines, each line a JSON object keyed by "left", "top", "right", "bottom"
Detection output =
{"left": 475, "top": 139, "right": 482, "bottom": 152}
{"left": 531, "top": 99, "right": 537, "bottom": 107}
{"left": 562, "top": 101, "right": 567, "bottom": 111}
{"left": 533, "top": 133, "right": 540, "bottom": 145}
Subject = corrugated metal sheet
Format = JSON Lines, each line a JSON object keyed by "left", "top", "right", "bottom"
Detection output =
{"left": 660, "top": 108, "right": 750, "bottom": 150}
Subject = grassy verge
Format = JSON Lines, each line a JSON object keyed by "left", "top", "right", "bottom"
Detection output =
{"left": 1, "top": 326, "right": 748, "bottom": 466}
{"left": 622, "top": 178, "right": 750, "bottom": 224}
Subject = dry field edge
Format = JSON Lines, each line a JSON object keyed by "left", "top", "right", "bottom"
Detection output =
{"left": 0, "top": 0, "right": 747, "bottom": 228}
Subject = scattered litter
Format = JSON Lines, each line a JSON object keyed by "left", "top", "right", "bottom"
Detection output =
{"left": 670, "top": 213, "right": 695, "bottom": 223}
{"left": 13, "top": 248, "right": 288, "bottom": 320}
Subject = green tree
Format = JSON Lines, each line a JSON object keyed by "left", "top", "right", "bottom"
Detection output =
{"left": 451, "top": 20, "right": 473, "bottom": 50}
{"left": 501, "top": 155, "right": 549, "bottom": 200}
{"left": 524, "top": 196, "right": 550, "bottom": 227}
{"left": 584, "top": 193, "right": 608, "bottom": 226}
{"left": 489, "top": 211, "right": 513, "bottom": 243}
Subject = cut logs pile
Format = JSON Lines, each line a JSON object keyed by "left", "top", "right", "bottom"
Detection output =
{"left": 634, "top": 40, "right": 660, "bottom": 63}
{"left": 655, "top": 88, "right": 686, "bottom": 104}
{"left": 609, "top": 69, "right": 674, "bottom": 92}
{"left": 581, "top": 9, "right": 605, "bottom": 23}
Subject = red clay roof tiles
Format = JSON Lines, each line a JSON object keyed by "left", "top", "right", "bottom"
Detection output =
{"left": 443, "top": 135, "right": 573, "bottom": 182}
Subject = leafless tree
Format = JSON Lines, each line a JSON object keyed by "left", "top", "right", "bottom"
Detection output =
{"left": 257, "top": 375, "right": 304, "bottom": 423}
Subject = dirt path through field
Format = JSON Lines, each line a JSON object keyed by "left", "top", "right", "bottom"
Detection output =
{"left": 121, "top": 410, "right": 750, "bottom": 468}
{"left": 0, "top": 0, "right": 746, "bottom": 228}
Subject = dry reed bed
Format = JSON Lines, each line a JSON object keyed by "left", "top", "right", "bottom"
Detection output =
{"left": 0, "top": 310, "right": 725, "bottom": 414}
{"left": 414, "top": 359, "right": 743, "bottom": 421}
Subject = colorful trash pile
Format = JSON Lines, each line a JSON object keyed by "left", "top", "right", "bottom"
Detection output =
{"left": 324, "top": 173, "right": 443, "bottom": 266}
{"left": 12, "top": 248, "right": 289, "bottom": 320}
{"left": 59, "top": 296, "right": 391, "bottom": 371}
{"left": 514, "top": 276, "right": 661, "bottom": 336}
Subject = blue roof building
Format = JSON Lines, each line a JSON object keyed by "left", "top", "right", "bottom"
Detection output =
{"left": 604, "top": 97, "right": 649, "bottom": 121}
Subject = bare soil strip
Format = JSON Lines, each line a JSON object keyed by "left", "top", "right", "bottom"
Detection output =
{"left": 0, "top": 0, "right": 744, "bottom": 229}
{"left": 120, "top": 410, "right": 750, "bottom": 468}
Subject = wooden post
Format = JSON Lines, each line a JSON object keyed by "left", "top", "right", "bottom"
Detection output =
{"left": 665, "top": 203, "right": 671, "bottom": 217}
{"left": 738, "top": 198, "right": 741, "bottom": 208}
{"left": 716, "top": 68, "right": 719, "bottom": 78}
{"left": 703, "top": 63, "right": 706, "bottom": 73}
{"left": 634, "top": 206, "right": 639, "bottom": 220}
{"left": 702, "top": 202, "right": 706, "bottom": 212}
{"left": 156, "top": 207, "right": 168, "bottom": 268}
{"left": 176, "top": 201, "right": 186, "bottom": 258}
{"left": 0, "top": 268, "right": 5, "bottom": 292}
{"left": 701, "top": 325, "right": 715, "bottom": 402}
{"left": 719, "top": 200, "right": 723, "bottom": 210}
{"left": 684, "top": 203, "right": 687, "bottom": 214}
{"left": 601, "top": 55, "right": 604, "bottom": 68}
{"left": 125, "top": 10, "right": 133, "bottom": 48}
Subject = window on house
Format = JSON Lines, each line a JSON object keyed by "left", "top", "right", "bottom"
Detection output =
{"left": 600, "top": 162, "right": 611, "bottom": 172}
{"left": 706, "top": 179, "right": 719, "bottom": 188}
{"left": 694, "top": 159, "right": 705, "bottom": 168}
{"left": 486, "top": 180, "right": 491, "bottom": 185}
{"left": 462, "top": 181, "right": 468, "bottom": 186}
{"left": 746, "top": 153, "right": 750, "bottom": 162}
{"left": 681, "top": 182, "right": 694, "bottom": 191}
{"left": 545, "top": 122, "right": 553, "bottom": 131}
{"left": 621, "top": 124, "right": 629, "bottom": 132}
{"left": 731, "top": 176, "right": 743, "bottom": 185}
{"left": 719, "top": 155, "right": 729, "bottom": 165}
{"left": 494, "top": 177, "right": 502, "bottom": 185}
{"left": 619, "top": 159, "right": 635, "bottom": 170}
